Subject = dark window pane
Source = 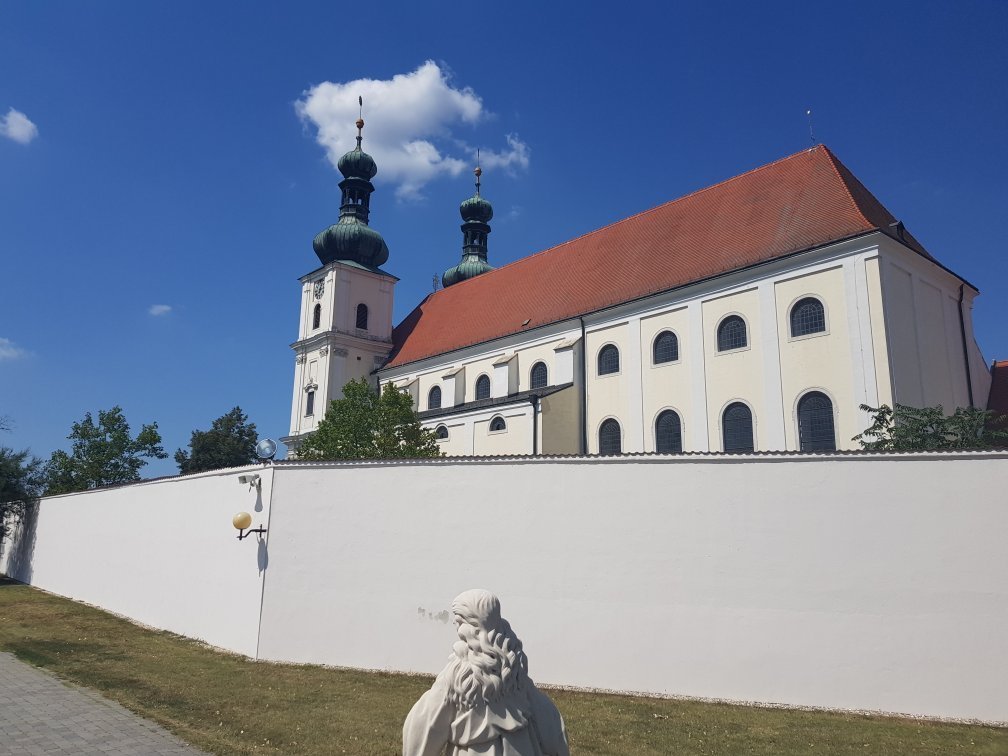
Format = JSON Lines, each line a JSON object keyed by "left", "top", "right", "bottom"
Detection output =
{"left": 530, "top": 361, "right": 548, "bottom": 389}
{"left": 798, "top": 391, "right": 836, "bottom": 451}
{"left": 428, "top": 386, "right": 441, "bottom": 410}
{"left": 722, "top": 402, "right": 754, "bottom": 452}
{"left": 489, "top": 416, "right": 506, "bottom": 432}
{"left": 312, "top": 304, "right": 321, "bottom": 329}
{"left": 306, "top": 390, "right": 315, "bottom": 417}
{"left": 790, "top": 297, "right": 826, "bottom": 337}
{"left": 653, "top": 331, "right": 679, "bottom": 364}
{"left": 655, "top": 410, "right": 683, "bottom": 453}
{"left": 598, "top": 345, "right": 620, "bottom": 375}
{"left": 435, "top": 425, "right": 449, "bottom": 440}
{"left": 599, "top": 419, "right": 622, "bottom": 455}
{"left": 356, "top": 303, "right": 369, "bottom": 330}
{"left": 475, "top": 375, "right": 491, "bottom": 400}
{"left": 717, "top": 316, "right": 747, "bottom": 351}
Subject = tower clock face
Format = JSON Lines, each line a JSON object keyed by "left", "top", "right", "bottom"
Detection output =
{"left": 313, "top": 280, "right": 325, "bottom": 299}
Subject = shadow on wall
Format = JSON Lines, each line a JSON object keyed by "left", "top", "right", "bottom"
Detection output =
{"left": 257, "top": 536, "right": 268, "bottom": 576}
{"left": 1, "top": 502, "right": 39, "bottom": 584}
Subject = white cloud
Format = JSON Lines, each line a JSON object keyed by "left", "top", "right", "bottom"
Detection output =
{"left": 296, "top": 61, "right": 529, "bottom": 200}
{"left": 148, "top": 304, "right": 172, "bottom": 316}
{"left": 0, "top": 108, "right": 38, "bottom": 145}
{"left": 0, "top": 337, "right": 27, "bottom": 361}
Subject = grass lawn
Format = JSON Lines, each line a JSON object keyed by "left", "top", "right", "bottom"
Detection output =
{"left": 0, "top": 579, "right": 1004, "bottom": 755}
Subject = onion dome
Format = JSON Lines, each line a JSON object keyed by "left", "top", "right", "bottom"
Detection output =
{"left": 312, "top": 108, "right": 390, "bottom": 269}
{"left": 443, "top": 165, "right": 494, "bottom": 287}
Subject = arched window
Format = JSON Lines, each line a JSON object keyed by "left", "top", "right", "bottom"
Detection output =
{"left": 798, "top": 391, "right": 836, "bottom": 451}
{"left": 597, "top": 344, "right": 620, "bottom": 376}
{"left": 435, "top": 425, "right": 449, "bottom": 440}
{"left": 653, "top": 331, "right": 679, "bottom": 364}
{"left": 655, "top": 410, "right": 683, "bottom": 453}
{"left": 598, "top": 418, "right": 622, "bottom": 455}
{"left": 489, "top": 416, "right": 507, "bottom": 432}
{"left": 790, "top": 297, "right": 826, "bottom": 337}
{"left": 530, "top": 361, "right": 548, "bottom": 390}
{"left": 312, "top": 303, "right": 321, "bottom": 330}
{"left": 475, "top": 374, "right": 491, "bottom": 400}
{"left": 428, "top": 386, "right": 442, "bottom": 410}
{"left": 717, "top": 316, "right": 747, "bottom": 352}
{"left": 305, "top": 390, "right": 315, "bottom": 417}
{"left": 356, "top": 303, "right": 369, "bottom": 330}
{"left": 722, "top": 402, "right": 754, "bottom": 453}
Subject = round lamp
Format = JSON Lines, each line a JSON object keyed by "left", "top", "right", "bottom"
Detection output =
{"left": 232, "top": 511, "right": 253, "bottom": 531}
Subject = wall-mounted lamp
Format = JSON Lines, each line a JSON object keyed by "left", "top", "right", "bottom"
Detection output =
{"left": 232, "top": 511, "right": 267, "bottom": 541}
{"left": 237, "top": 473, "right": 261, "bottom": 490}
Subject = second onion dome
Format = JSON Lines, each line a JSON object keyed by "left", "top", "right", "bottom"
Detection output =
{"left": 442, "top": 165, "right": 494, "bottom": 287}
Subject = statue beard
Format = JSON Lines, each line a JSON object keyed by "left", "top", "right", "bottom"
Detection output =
{"left": 446, "top": 621, "right": 529, "bottom": 709}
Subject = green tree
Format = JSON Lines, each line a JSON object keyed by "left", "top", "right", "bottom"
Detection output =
{"left": 45, "top": 407, "right": 167, "bottom": 494}
{"left": 297, "top": 379, "right": 442, "bottom": 460}
{"left": 1, "top": 415, "right": 44, "bottom": 544}
{"left": 175, "top": 406, "right": 258, "bottom": 474}
{"left": 853, "top": 404, "right": 1008, "bottom": 451}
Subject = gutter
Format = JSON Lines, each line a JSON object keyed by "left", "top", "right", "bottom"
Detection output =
{"left": 530, "top": 394, "right": 539, "bottom": 455}
{"left": 957, "top": 284, "right": 975, "bottom": 407}
{"left": 579, "top": 316, "right": 588, "bottom": 455}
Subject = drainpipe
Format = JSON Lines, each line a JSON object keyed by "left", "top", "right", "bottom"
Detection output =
{"left": 957, "top": 284, "right": 975, "bottom": 407}
{"left": 530, "top": 394, "right": 539, "bottom": 455}
{"left": 579, "top": 317, "right": 588, "bottom": 455}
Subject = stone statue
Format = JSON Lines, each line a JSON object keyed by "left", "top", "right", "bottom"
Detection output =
{"left": 403, "top": 589, "right": 570, "bottom": 756}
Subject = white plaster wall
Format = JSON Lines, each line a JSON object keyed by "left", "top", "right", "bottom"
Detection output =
{"left": 257, "top": 454, "right": 1008, "bottom": 723}
{"left": 1, "top": 465, "right": 273, "bottom": 657}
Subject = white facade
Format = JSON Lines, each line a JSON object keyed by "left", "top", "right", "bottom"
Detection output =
{"left": 375, "top": 233, "right": 989, "bottom": 455}
{"left": 283, "top": 260, "right": 397, "bottom": 452}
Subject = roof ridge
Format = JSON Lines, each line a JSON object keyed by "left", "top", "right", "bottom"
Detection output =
{"left": 439, "top": 145, "right": 834, "bottom": 287}
{"left": 818, "top": 144, "right": 879, "bottom": 229}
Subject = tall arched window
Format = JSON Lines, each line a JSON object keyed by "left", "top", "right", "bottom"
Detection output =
{"left": 428, "top": 386, "right": 442, "bottom": 410}
{"left": 722, "top": 402, "right": 754, "bottom": 453}
{"left": 598, "top": 419, "right": 622, "bottom": 455}
{"left": 717, "top": 316, "right": 747, "bottom": 352}
{"left": 305, "top": 390, "right": 315, "bottom": 417}
{"left": 597, "top": 344, "right": 620, "bottom": 375}
{"left": 312, "top": 303, "right": 321, "bottom": 330}
{"left": 435, "top": 425, "right": 449, "bottom": 440}
{"left": 653, "top": 331, "right": 679, "bottom": 364}
{"left": 790, "top": 297, "right": 826, "bottom": 337}
{"left": 655, "top": 410, "right": 683, "bottom": 453}
{"left": 530, "top": 361, "right": 548, "bottom": 390}
{"left": 798, "top": 391, "right": 836, "bottom": 451}
{"left": 475, "top": 374, "right": 491, "bottom": 400}
{"left": 355, "top": 303, "right": 369, "bottom": 330}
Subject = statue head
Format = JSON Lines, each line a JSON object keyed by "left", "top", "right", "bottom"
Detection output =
{"left": 447, "top": 589, "right": 529, "bottom": 708}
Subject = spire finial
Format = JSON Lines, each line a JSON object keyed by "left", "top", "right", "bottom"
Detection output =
{"left": 356, "top": 96, "right": 364, "bottom": 149}
{"left": 474, "top": 149, "right": 482, "bottom": 195}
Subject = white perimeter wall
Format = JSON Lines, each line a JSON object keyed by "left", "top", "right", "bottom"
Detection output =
{"left": 258, "top": 454, "right": 1008, "bottom": 723}
{"left": 1, "top": 465, "right": 274, "bottom": 657}
{"left": 4, "top": 454, "right": 1007, "bottom": 723}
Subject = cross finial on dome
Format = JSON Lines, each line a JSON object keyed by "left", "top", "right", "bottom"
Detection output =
{"left": 474, "top": 149, "right": 482, "bottom": 195}
{"left": 355, "top": 95, "right": 364, "bottom": 149}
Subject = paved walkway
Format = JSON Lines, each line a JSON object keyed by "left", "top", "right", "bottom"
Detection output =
{"left": 0, "top": 652, "right": 208, "bottom": 755}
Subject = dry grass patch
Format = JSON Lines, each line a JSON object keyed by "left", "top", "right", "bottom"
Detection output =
{"left": 0, "top": 579, "right": 1004, "bottom": 755}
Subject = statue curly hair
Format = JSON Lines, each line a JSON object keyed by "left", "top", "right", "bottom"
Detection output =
{"left": 446, "top": 589, "right": 530, "bottom": 709}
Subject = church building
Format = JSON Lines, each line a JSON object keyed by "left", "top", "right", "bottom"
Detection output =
{"left": 282, "top": 117, "right": 992, "bottom": 456}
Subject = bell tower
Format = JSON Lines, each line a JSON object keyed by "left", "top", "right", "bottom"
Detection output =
{"left": 282, "top": 103, "right": 397, "bottom": 455}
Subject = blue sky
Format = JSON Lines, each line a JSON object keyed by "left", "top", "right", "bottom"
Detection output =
{"left": 2, "top": 1, "right": 1006, "bottom": 476}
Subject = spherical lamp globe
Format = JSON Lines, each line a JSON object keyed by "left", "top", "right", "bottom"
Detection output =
{"left": 232, "top": 511, "right": 253, "bottom": 531}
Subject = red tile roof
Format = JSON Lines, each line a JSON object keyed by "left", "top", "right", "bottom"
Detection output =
{"left": 386, "top": 145, "right": 935, "bottom": 370}
{"left": 988, "top": 361, "right": 1008, "bottom": 417}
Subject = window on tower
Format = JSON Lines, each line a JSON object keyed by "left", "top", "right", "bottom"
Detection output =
{"left": 356, "top": 303, "right": 369, "bottom": 330}
{"left": 312, "top": 304, "right": 321, "bottom": 330}
{"left": 305, "top": 390, "right": 315, "bottom": 417}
